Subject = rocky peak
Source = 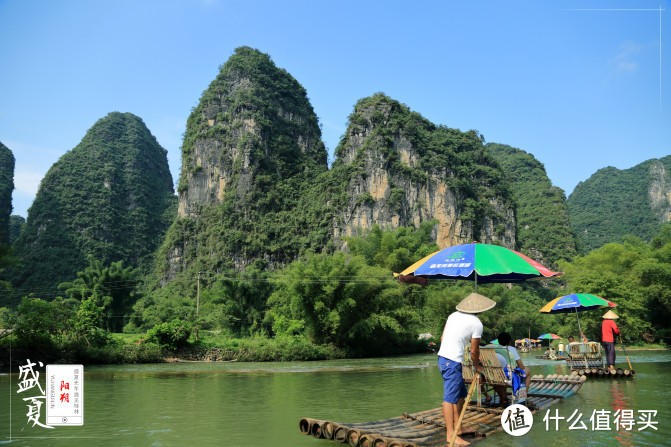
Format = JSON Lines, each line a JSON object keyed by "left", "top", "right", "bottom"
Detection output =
{"left": 648, "top": 160, "right": 671, "bottom": 222}
{"left": 332, "top": 93, "right": 516, "bottom": 249}
{"left": 159, "top": 47, "right": 330, "bottom": 279}
{"left": 177, "top": 46, "right": 327, "bottom": 218}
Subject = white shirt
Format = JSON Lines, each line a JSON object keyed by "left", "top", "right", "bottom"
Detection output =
{"left": 437, "top": 311, "right": 483, "bottom": 363}
{"left": 495, "top": 346, "right": 521, "bottom": 369}
{"left": 558, "top": 343, "right": 565, "bottom": 352}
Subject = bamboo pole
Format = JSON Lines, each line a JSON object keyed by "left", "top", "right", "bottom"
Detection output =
{"left": 333, "top": 425, "right": 348, "bottom": 443}
{"left": 619, "top": 335, "right": 635, "bottom": 375}
{"left": 449, "top": 374, "right": 479, "bottom": 447}
{"left": 347, "top": 428, "right": 361, "bottom": 447}
{"left": 299, "top": 418, "right": 324, "bottom": 435}
{"left": 310, "top": 420, "right": 325, "bottom": 438}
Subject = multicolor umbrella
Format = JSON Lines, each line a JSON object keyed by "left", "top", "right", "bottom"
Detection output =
{"left": 539, "top": 293, "right": 617, "bottom": 314}
{"left": 489, "top": 339, "right": 500, "bottom": 345}
{"left": 398, "top": 242, "right": 563, "bottom": 290}
{"left": 538, "top": 333, "right": 561, "bottom": 340}
{"left": 539, "top": 293, "right": 617, "bottom": 336}
{"left": 538, "top": 333, "right": 561, "bottom": 347}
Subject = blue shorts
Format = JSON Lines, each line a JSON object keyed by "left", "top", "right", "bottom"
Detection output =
{"left": 438, "top": 356, "right": 467, "bottom": 404}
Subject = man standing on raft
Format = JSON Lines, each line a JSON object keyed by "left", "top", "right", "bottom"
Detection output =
{"left": 437, "top": 292, "right": 496, "bottom": 446}
{"left": 601, "top": 310, "right": 620, "bottom": 371}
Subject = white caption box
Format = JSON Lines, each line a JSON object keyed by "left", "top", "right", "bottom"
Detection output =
{"left": 46, "top": 364, "right": 84, "bottom": 426}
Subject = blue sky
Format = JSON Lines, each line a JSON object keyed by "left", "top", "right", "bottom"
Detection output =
{"left": 1, "top": 0, "right": 669, "bottom": 218}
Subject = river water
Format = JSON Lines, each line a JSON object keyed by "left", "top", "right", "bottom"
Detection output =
{"left": 1, "top": 349, "right": 669, "bottom": 446}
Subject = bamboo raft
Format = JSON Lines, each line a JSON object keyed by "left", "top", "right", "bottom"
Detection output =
{"left": 567, "top": 362, "right": 636, "bottom": 377}
{"left": 565, "top": 343, "right": 636, "bottom": 377}
{"left": 299, "top": 373, "right": 586, "bottom": 447}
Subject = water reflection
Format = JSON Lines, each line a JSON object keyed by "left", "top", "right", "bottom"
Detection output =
{"left": 0, "top": 351, "right": 669, "bottom": 446}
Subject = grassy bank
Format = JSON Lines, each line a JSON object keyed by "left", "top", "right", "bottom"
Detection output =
{"left": 0, "top": 331, "right": 427, "bottom": 367}
{"left": 618, "top": 343, "right": 668, "bottom": 351}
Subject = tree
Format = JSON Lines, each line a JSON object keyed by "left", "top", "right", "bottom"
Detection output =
{"left": 198, "top": 265, "right": 274, "bottom": 336}
{"left": 344, "top": 221, "right": 439, "bottom": 273}
{"left": 10, "top": 296, "right": 77, "bottom": 348}
{"left": 267, "top": 251, "right": 420, "bottom": 355}
{"left": 59, "top": 257, "right": 142, "bottom": 332}
{"left": 559, "top": 238, "right": 655, "bottom": 342}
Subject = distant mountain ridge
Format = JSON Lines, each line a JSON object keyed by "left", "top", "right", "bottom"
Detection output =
{"left": 567, "top": 155, "right": 671, "bottom": 251}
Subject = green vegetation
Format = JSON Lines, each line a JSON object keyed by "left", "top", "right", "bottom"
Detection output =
{"left": 8, "top": 112, "right": 177, "bottom": 300}
{"left": 0, "top": 294, "right": 163, "bottom": 364}
{"left": 344, "top": 221, "right": 439, "bottom": 273}
{"left": 0, "top": 142, "right": 14, "bottom": 245}
{"left": 567, "top": 156, "right": 671, "bottom": 251}
{"left": 3, "top": 223, "right": 669, "bottom": 365}
{"left": 556, "top": 225, "right": 671, "bottom": 344}
{"left": 58, "top": 257, "right": 142, "bottom": 333}
{"left": 8, "top": 215, "right": 24, "bottom": 245}
{"left": 267, "top": 251, "right": 422, "bottom": 355}
{"left": 486, "top": 143, "right": 579, "bottom": 266}
{"left": 145, "top": 318, "right": 192, "bottom": 350}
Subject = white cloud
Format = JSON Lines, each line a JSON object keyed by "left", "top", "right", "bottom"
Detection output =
{"left": 14, "top": 170, "right": 44, "bottom": 197}
{"left": 610, "top": 40, "right": 642, "bottom": 73}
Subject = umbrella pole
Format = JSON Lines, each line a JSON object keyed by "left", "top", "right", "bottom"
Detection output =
{"left": 474, "top": 272, "right": 478, "bottom": 292}
{"left": 575, "top": 308, "right": 588, "bottom": 370}
{"left": 575, "top": 307, "right": 583, "bottom": 334}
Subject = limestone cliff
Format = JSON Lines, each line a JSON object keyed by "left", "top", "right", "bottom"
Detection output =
{"left": 648, "top": 160, "right": 671, "bottom": 222}
{"left": 331, "top": 94, "right": 516, "bottom": 249}
{"left": 159, "top": 47, "right": 329, "bottom": 280}
{"left": 177, "top": 46, "right": 326, "bottom": 218}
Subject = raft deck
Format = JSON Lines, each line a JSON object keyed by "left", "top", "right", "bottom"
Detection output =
{"left": 299, "top": 373, "right": 585, "bottom": 447}
{"left": 566, "top": 360, "right": 636, "bottom": 377}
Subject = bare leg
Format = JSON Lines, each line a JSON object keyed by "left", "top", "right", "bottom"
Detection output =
{"left": 493, "top": 385, "right": 507, "bottom": 405}
{"left": 525, "top": 367, "right": 531, "bottom": 392}
{"left": 443, "top": 400, "right": 470, "bottom": 446}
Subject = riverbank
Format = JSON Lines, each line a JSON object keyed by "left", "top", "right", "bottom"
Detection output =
{"left": 0, "top": 331, "right": 428, "bottom": 368}
{"left": 619, "top": 346, "right": 667, "bottom": 351}
{"left": 1, "top": 331, "right": 664, "bottom": 369}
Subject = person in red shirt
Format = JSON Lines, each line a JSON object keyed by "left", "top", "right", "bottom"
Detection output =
{"left": 601, "top": 310, "right": 620, "bottom": 370}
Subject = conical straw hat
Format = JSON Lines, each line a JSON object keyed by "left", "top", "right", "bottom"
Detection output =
{"left": 602, "top": 310, "right": 619, "bottom": 319}
{"left": 456, "top": 292, "right": 497, "bottom": 314}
